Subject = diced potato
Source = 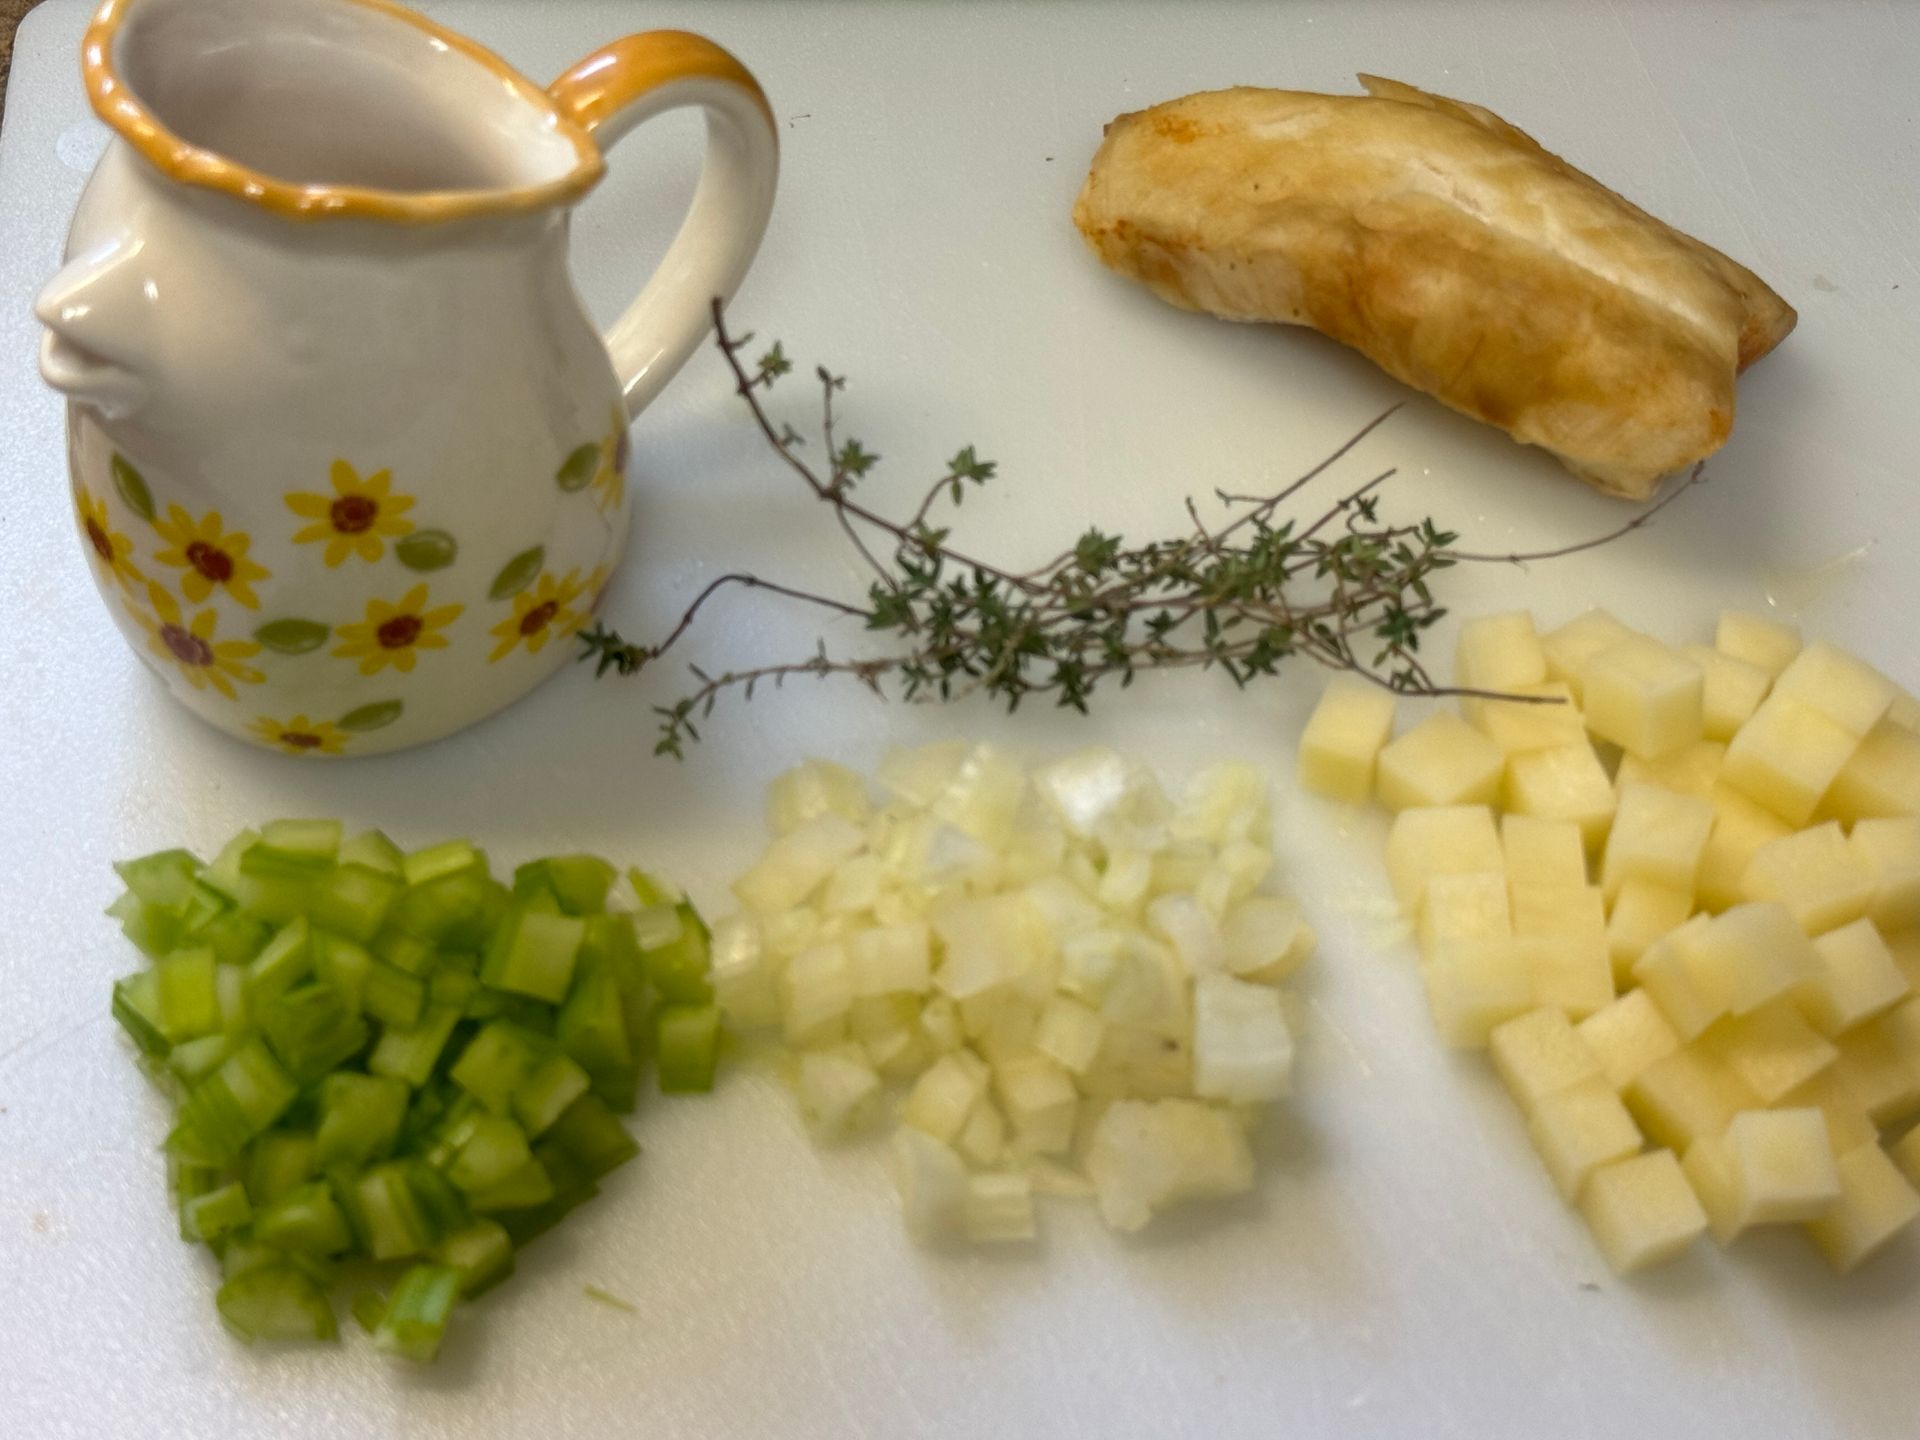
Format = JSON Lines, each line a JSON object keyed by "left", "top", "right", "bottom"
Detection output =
{"left": 1632, "top": 916, "right": 1726, "bottom": 1041}
{"left": 1534, "top": 942, "right": 1617, "bottom": 1021}
{"left": 1721, "top": 695, "right": 1860, "bottom": 826}
{"left": 1418, "top": 873, "right": 1512, "bottom": 957}
{"left": 1385, "top": 806, "right": 1504, "bottom": 912}
{"left": 1797, "top": 919, "right": 1910, "bottom": 1036}
{"left": 1528, "top": 1077, "right": 1643, "bottom": 1201}
{"left": 1894, "top": 687, "right": 1920, "bottom": 733}
{"left": 1423, "top": 937, "right": 1536, "bottom": 1048}
{"left": 1715, "top": 610, "right": 1801, "bottom": 680}
{"left": 1740, "top": 823, "right": 1872, "bottom": 936}
{"left": 1831, "top": 998, "right": 1920, "bottom": 1127}
{"left": 1579, "top": 1149, "right": 1707, "bottom": 1274}
{"left": 1501, "top": 815, "right": 1589, "bottom": 888}
{"left": 1296, "top": 680, "right": 1397, "bottom": 804}
{"left": 1804, "top": 1142, "right": 1920, "bottom": 1273}
{"left": 1624, "top": 1045, "right": 1758, "bottom": 1150}
{"left": 1683, "top": 903, "right": 1819, "bottom": 1018}
{"left": 1510, "top": 883, "right": 1606, "bottom": 942}
{"left": 1696, "top": 784, "right": 1793, "bottom": 914}
{"left": 1893, "top": 1126, "right": 1920, "bottom": 1191}
{"left": 1490, "top": 1008, "right": 1605, "bottom": 1113}
{"left": 1680, "top": 1131, "right": 1746, "bottom": 1245}
{"left": 1578, "top": 990, "right": 1682, "bottom": 1091}
{"left": 1824, "top": 717, "right": 1920, "bottom": 822}
{"left": 1602, "top": 784, "right": 1714, "bottom": 900}
{"left": 1504, "top": 745, "right": 1617, "bottom": 852}
{"left": 1471, "top": 683, "right": 1588, "bottom": 755}
{"left": 1606, "top": 880, "right": 1693, "bottom": 985}
{"left": 1615, "top": 741, "right": 1725, "bottom": 801}
{"left": 1376, "top": 712, "right": 1505, "bottom": 812}
{"left": 1891, "top": 932, "right": 1920, "bottom": 993}
{"left": 1581, "top": 636, "right": 1705, "bottom": 761}
{"left": 1727, "top": 1108, "right": 1841, "bottom": 1224}
{"left": 1777, "top": 1070, "right": 1879, "bottom": 1155}
{"left": 1851, "top": 818, "right": 1920, "bottom": 932}
{"left": 1771, "top": 641, "right": 1896, "bottom": 739}
{"left": 1455, "top": 611, "right": 1548, "bottom": 691}
{"left": 1697, "top": 1001, "right": 1837, "bottom": 1103}
{"left": 1542, "top": 609, "right": 1637, "bottom": 704}
{"left": 1680, "top": 644, "right": 1772, "bottom": 743}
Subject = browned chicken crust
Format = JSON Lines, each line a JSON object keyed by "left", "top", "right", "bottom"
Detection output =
{"left": 1072, "top": 77, "right": 1797, "bottom": 499}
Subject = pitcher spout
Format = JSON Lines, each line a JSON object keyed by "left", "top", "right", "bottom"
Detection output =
{"left": 35, "top": 237, "right": 153, "bottom": 420}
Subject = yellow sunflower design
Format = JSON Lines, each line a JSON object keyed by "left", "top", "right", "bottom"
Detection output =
{"left": 592, "top": 407, "right": 630, "bottom": 513}
{"left": 331, "top": 583, "right": 463, "bottom": 675}
{"left": 249, "top": 714, "right": 349, "bottom": 757}
{"left": 74, "top": 486, "right": 144, "bottom": 592}
{"left": 489, "top": 569, "right": 583, "bottom": 662}
{"left": 128, "top": 582, "right": 264, "bottom": 699}
{"left": 286, "top": 460, "right": 415, "bottom": 566}
{"left": 150, "top": 504, "right": 270, "bottom": 608}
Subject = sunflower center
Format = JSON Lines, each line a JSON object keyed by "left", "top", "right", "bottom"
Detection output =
{"left": 161, "top": 623, "right": 214, "bottom": 667}
{"left": 377, "top": 614, "right": 424, "bottom": 649}
{"left": 330, "top": 495, "right": 378, "bottom": 534}
{"left": 85, "top": 518, "right": 114, "bottom": 563}
{"left": 185, "top": 540, "right": 234, "bottom": 584}
{"left": 280, "top": 731, "right": 324, "bottom": 751}
{"left": 520, "top": 600, "right": 559, "bottom": 637}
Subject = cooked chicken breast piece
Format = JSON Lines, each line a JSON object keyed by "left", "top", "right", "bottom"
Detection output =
{"left": 1072, "top": 77, "right": 1796, "bottom": 499}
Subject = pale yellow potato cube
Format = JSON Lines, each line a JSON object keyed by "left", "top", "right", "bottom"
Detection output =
{"left": 1581, "top": 636, "right": 1705, "bottom": 761}
{"left": 1728, "top": 1108, "right": 1842, "bottom": 1224}
{"left": 1684, "top": 902, "right": 1819, "bottom": 1017}
{"left": 1715, "top": 610, "right": 1801, "bottom": 680}
{"left": 1823, "top": 717, "right": 1920, "bottom": 822}
{"left": 1696, "top": 784, "right": 1793, "bottom": 914}
{"left": 1632, "top": 916, "right": 1726, "bottom": 1040}
{"left": 1504, "top": 744, "right": 1617, "bottom": 852}
{"left": 1385, "top": 805, "right": 1503, "bottom": 913}
{"left": 1502, "top": 814, "right": 1589, "bottom": 888}
{"left": 1490, "top": 1008, "right": 1605, "bottom": 1113}
{"left": 1851, "top": 818, "right": 1920, "bottom": 931}
{"left": 1602, "top": 783, "right": 1714, "bottom": 900}
{"left": 1615, "top": 741, "right": 1725, "bottom": 801}
{"left": 1890, "top": 932, "right": 1920, "bottom": 992}
{"left": 1418, "top": 872, "right": 1512, "bottom": 958}
{"left": 1534, "top": 937, "right": 1617, "bottom": 1020}
{"left": 1771, "top": 641, "right": 1896, "bottom": 739}
{"left": 1528, "top": 1077, "right": 1643, "bottom": 1200}
{"left": 1778, "top": 1070, "right": 1880, "bottom": 1155}
{"left": 1831, "top": 998, "right": 1920, "bottom": 1126}
{"left": 1455, "top": 611, "right": 1548, "bottom": 690}
{"left": 1376, "top": 711, "right": 1505, "bottom": 812}
{"left": 1606, "top": 880, "right": 1693, "bottom": 985}
{"left": 1721, "top": 695, "right": 1860, "bottom": 826}
{"left": 1680, "top": 1132, "right": 1747, "bottom": 1245}
{"left": 1892, "top": 687, "right": 1920, "bottom": 733}
{"left": 1798, "top": 918, "right": 1910, "bottom": 1036}
{"left": 1578, "top": 990, "right": 1682, "bottom": 1090}
{"left": 1543, "top": 609, "right": 1637, "bottom": 704}
{"left": 1697, "top": 1002, "right": 1838, "bottom": 1103}
{"left": 1804, "top": 1142, "right": 1920, "bottom": 1273}
{"left": 1471, "top": 682, "right": 1589, "bottom": 755}
{"left": 1624, "top": 1045, "right": 1758, "bottom": 1150}
{"left": 1579, "top": 1149, "right": 1708, "bottom": 1274}
{"left": 1893, "top": 1126, "right": 1920, "bottom": 1191}
{"left": 1297, "top": 679, "right": 1397, "bottom": 804}
{"left": 1680, "top": 644, "right": 1772, "bottom": 743}
{"left": 1741, "top": 822, "right": 1873, "bottom": 936}
{"left": 1423, "top": 937, "right": 1536, "bottom": 1048}
{"left": 1510, "top": 883, "right": 1606, "bottom": 940}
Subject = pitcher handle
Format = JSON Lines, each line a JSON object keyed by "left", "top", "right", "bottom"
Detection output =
{"left": 550, "top": 31, "right": 779, "bottom": 422}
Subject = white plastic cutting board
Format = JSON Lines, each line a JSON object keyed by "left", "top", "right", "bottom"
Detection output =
{"left": 3, "top": 2, "right": 1918, "bottom": 1436}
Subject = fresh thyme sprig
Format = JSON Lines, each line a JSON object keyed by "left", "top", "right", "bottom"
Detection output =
{"left": 579, "top": 300, "right": 1696, "bottom": 757}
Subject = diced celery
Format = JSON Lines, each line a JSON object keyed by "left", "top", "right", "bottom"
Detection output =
{"left": 433, "top": 969, "right": 481, "bottom": 1011}
{"left": 167, "top": 1153, "right": 226, "bottom": 1208}
{"left": 514, "top": 855, "right": 616, "bottom": 916}
{"left": 448, "top": 1115, "right": 533, "bottom": 1193}
{"left": 180, "top": 1181, "right": 253, "bottom": 1243}
{"left": 371, "top": 1263, "right": 459, "bottom": 1363}
{"left": 347, "top": 1162, "right": 437, "bottom": 1260}
{"left": 168, "top": 1041, "right": 297, "bottom": 1165}
{"left": 192, "top": 907, "right": 270, "bottom": 968}
{"left": 217, "top": 1264, "right": 338, "bottom": 1343}
{"left": 245, "top": 918, "right": 312, "bottom": 1008}
{"left": 246, "top": 1131, "right": 317, "bottom": 1207}
{"left": 401, "top": 1159, "right": 470, "bottom": 1236}
{"left": 220, "top": 1238, "right": 284, "bottom": 1281}
{"left": 309, "top": 864, "right": 403, "bottom": 943}
{"left": 542, "top": 1095, "right": 639, "bottom": 1180}
{"left": 642, "top": 906, "right": 714, "bottom": 1005}
{"left": 338, "top": 829, "right": 405, "bottom": 876}
{"left": 167, "top": 1033, "right": 236, "bottom": 1083}
{"left": 315, "top": 1073, "right": 409, "bottom": 1168}
{"left": 556, "top": 960, "right": 637, "bottom": 1111}
{"left": 656, "top": 1003, "right": 721, "bottom": 1094}
{"left": 254, "top": 1180, "right": 352, "bottom": 1255}
{"left": 518, "top": 884, "right": 564, "bottom": 915}
{"left": 433, "top": 1219, "right": 515, "bottom": 1297}
{"left": 373, "top": 927, "right": 437, "bottom": 977}
{"left": 175, "top": 880, "right": 228, "bottom": 936}
{"left": 312, "top": 931, "right": 374, "bottom": 1011}
{"left": 481, "top": 908, "right": 585, "bottom": 1004}
{"left": 114, "top": 849, "right": 203, "bottom": 909}
{"left": 450, "top": 1023, "right": 542, "bottom": 1114}
{"left": 257, "top": 983, "right": 369, "bottom": 1084}
{"left": 108, "top": 890, "right": 182, "bottom": 959}
{"left": 403, "top": 840, "right": 483, "bottom": 889}
{"left": 627, "top": 867, "right": 686, "bottom": 908}
{"left": 364, "top": 962, "right": 426, "bottom": 1030}
{"left": 513, "top": 1053, "right": 592, "bottom": 1137}
{"left": 242, "top": 819, "right": 342, "bottom": 877}
{"left": 390, "top": 869, "right": 490, "bottom": 945}
{"left": 112, "top": 973, "right": 170, "bottom": 1057}
{"left": 156, "top": 948, "right": 220, "bottom": 1041}
{"left": 368, "top": 1005, "right": 461, "bottom": 1087}
{"left": 467, "top": 1158, "right": 556, "bottom": 1213}
{"left": 351, "top": 1290, "right": 387, "bottom": 1334}
{"left": 214, "top": 964, "right": 249, "bottom": 1034}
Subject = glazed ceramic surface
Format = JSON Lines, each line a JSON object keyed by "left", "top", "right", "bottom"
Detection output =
{"left": 36, "top": 0, "right": 778, "bottom": 755}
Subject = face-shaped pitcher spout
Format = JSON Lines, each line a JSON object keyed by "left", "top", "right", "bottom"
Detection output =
{"left": 36, "top": 236, "right": 154, "bottom": 420}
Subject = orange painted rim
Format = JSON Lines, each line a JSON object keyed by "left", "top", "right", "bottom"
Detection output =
{"left": 81, "top": 0, "right": 606, "bottom": 223}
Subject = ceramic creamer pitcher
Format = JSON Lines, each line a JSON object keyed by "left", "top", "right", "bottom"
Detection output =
{"left": 37, "top": 0, "right": 778, "bottom": 756}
